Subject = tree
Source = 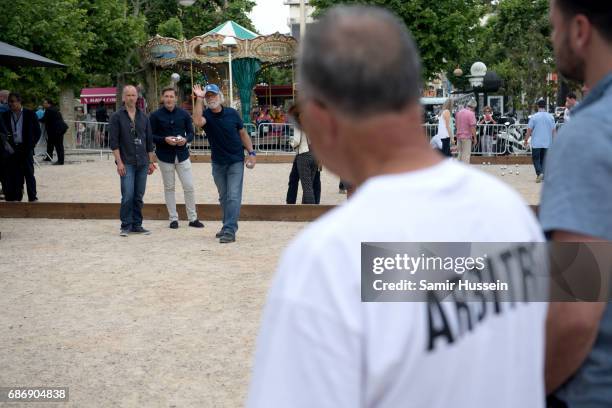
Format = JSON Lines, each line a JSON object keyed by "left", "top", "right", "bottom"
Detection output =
{"left": 310, "top": 0, "right": 485, "bottom": 80}
{"left": 0, "top": 0, "right": 146, "bottom": 103}
{"left": 0, "top": 0, "right": 91, "bottom": 103}
{"left": 0, "top": 0, "right": 255, "bottom": 105}
{"left": 157, "top": 17, "right": 185, "bottom": 39}
{"left": 136, "top": 0, "right": 256, "bottom": 39}
{"left": 477, "top": 0, "right": 555, "bottom": 112}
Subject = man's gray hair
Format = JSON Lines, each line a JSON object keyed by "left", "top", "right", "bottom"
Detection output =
{"left": 298, "top": 5, "right": 422, "bottom": 117}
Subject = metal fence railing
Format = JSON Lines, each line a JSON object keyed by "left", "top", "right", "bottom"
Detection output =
{"left": 58, "top": 120, "right": 565, "bottom": 157}
{"left": 253, "top": 123, "right": 295, "bottom": 154}
{"left": 65, "top": 120, "right": 111, "bottom": 154}
{"left": 424, "top": 122, "right": 565, "bottom": 156}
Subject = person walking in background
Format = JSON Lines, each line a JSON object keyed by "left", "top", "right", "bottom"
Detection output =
{"left": 192, "top": 83, "right": 257, "bottom": 244}
{"left": 436, "top": 98, "right": 454, "bottom": 157}
{"left": 454, "top": 99, "right": 477, "bottom": 164}
{"left": 524, "top": 98, "right": 555, "bottom": 183}
{"left": 40, "top": 98, "right": 67, "bottom": 165}
{"left": 1, "top": 92, "right": 41, "bottom": 201}
{"left": 478, "top": 105, "right": 497, "bottom": 156}
{"left": 95, "top": 100, "right": 109, "bottom": 147}
{"left": 150, "top": 86, "right": 204, "bottom": 230}
{"left": 109, "top": 85, "right": 156, "bottom": 237}
{"left": 563, "top": 91, "right": 577, "bottom": 122}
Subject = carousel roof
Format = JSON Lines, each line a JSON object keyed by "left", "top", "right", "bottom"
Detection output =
{"left": 205, "top": 21, "right": 259, "bottom": 40}
{"left": 143, "top": 29, "right": 298, "bottom": 68}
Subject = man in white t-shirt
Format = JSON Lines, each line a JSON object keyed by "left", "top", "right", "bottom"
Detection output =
{"left": 247, "top": 5, "right": 547, "bottom": 408}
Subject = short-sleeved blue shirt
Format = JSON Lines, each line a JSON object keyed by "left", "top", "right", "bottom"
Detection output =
{"left": 203, "top": 106, "right": 244, "bottom": 165}
{"left": 528, "top": 111, "right": 555, "bottom": 148}
{"left": 540, "top": 72, "right": 612, "bottom": 408}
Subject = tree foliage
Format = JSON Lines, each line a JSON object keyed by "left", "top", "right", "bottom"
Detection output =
{"left": 310, "top": 0, "right": 485, "bottom": 80}
{"left": 157, "top": 17, "right": 185, "bottom": 39}
{"left": 482, "top": 0, "right": 555, "bottom": 112}
{"left": 0, "top": 0, "right": 254, "bottom": 104}
{"left": 137, "top": 0, "right": 256, "bottom": 39}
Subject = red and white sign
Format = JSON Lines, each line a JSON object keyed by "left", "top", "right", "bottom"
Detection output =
{"left": 80, "top": 87, "right": 117, "bottom": 104}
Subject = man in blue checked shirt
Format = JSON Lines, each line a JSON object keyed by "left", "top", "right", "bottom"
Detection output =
{"left": 150, "top": 87, "right": 203, "bottom": 230}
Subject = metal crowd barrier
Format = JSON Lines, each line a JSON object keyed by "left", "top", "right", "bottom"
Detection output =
{"left": 423, "top": 124, "right": 438, "bottom": 141}
{"left": 65, "top": 120, "right": 111, "bottom": 156}
{"left": 253, "top": 123, "right": 295, "bottom": 153}
{"left": 423, "top": 122, "right": 550, "bottom": 156}
{"left": 61, "top": 120, "right": 565, "bottom": 157}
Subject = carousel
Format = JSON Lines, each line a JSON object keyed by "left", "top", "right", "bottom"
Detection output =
{"left": 142, "top": 21, "right": 298, "bottom": 123}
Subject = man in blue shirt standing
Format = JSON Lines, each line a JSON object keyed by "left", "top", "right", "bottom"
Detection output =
{"left": 192, "top": 84, "right": 256, "bottom": 243}
{"left": 524, "top": 98, "right": 556, "bottom": 183}
{"left": 541, "top": 1, "right": 612, "bottom": 407}
{"left": 150, "top": 87, "right": 203, "bottom": 230}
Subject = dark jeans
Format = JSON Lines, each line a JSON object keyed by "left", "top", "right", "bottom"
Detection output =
{"left": 286, "top": 156, "right": 321, "bottom": 204}
{"left": 212, "top": 161, "right": 244, "bottom": 235}
{"left": 120, "top": 164, "right": 148, "bottom": 230}
{"left": 47, "top": 133, "right": 65, "bottom": 164}
{"left": 532, "top": 148, "right": 547, "bottom": 176}
{"left": 441, "top": 137, "right": 451, "bottom": 157}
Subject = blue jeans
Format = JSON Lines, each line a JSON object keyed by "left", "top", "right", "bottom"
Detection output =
{"left": 531, "top": 148, "right": 547, "bottom": 176}
{"left": 120, "top": 164, "right": 148, "bottom": 229}
{"left": 212, "top": 161, "right": 244, "bottom": 235}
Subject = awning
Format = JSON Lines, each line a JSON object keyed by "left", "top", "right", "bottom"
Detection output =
{"left": 254, "top": 85, "right": 294, "bottom": 97}
{"left": 0, "top": 41, "right": 66, "bottom": 68}
{"left": 80, "top": 87, "right": 117, "bottom": 104}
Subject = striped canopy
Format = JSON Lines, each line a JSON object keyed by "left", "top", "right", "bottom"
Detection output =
{"left": 205, "top": 21, "right": 259, "bottom": 40}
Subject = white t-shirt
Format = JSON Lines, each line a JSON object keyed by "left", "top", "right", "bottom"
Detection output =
{"left": 247, "top": 160, "right": 546, "bottom": 408}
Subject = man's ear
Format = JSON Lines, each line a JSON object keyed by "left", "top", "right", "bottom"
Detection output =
{"left": 570, "top": 14, "right": 592, "bottom": 55}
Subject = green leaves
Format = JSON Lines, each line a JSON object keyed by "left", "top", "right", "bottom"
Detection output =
{"left": 310, "top": 0, "right": 485, "bottom": 80}
{"left": 0, "top": 0, "right": 254, "bottom": 104}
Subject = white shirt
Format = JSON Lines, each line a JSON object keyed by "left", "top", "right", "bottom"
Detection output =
{"left": 437, "top": 110, "right": 450, "bottom": 139}
{"left": 289, "top": 128, "right": 310, "bottom": 154}
{"left": 248, "top": 160, "right": 546, "bottom": 408}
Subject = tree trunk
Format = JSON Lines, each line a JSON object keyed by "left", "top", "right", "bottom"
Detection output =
{"left": 59, "top": 86, "right": 76, "bottom": 149}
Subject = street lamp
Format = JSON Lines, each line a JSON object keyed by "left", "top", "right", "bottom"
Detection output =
{"left": 468, "top": 62, "right": 487, "bottom": 88}
{"left": 177, "top": 0, "right": 196, "bottom": 6}
{"left": 222, "top": 35, "right": 237, "bottom": 108}
{"left": 468, "top": 62, "right": 487, "bottom": 115}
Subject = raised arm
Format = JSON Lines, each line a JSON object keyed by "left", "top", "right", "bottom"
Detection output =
{"left": 192, "top": 84, "right": 207, "bottom": 128}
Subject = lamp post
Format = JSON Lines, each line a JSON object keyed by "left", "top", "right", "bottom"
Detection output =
{"left": 468, "top": 62, "right": 487, "bottom": 116}
{"left": 177, "top": 0, "right": 196, "bottom": 6}
{"left": 222, "top": 35, "right": 237, "bottom": 108}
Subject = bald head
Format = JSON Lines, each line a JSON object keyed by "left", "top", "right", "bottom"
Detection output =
{"left": 122, "top": 85, "right": 138, "bottom": 109}
{"left": 298, "top": 5, "right": 422, "bottom": 117}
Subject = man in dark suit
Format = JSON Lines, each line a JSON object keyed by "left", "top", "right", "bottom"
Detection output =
{"left": 41, "top": 98, "right": 67, "bottom": 165}
{"left": 2, "top": 92, "right": 41, "bottom": 201}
